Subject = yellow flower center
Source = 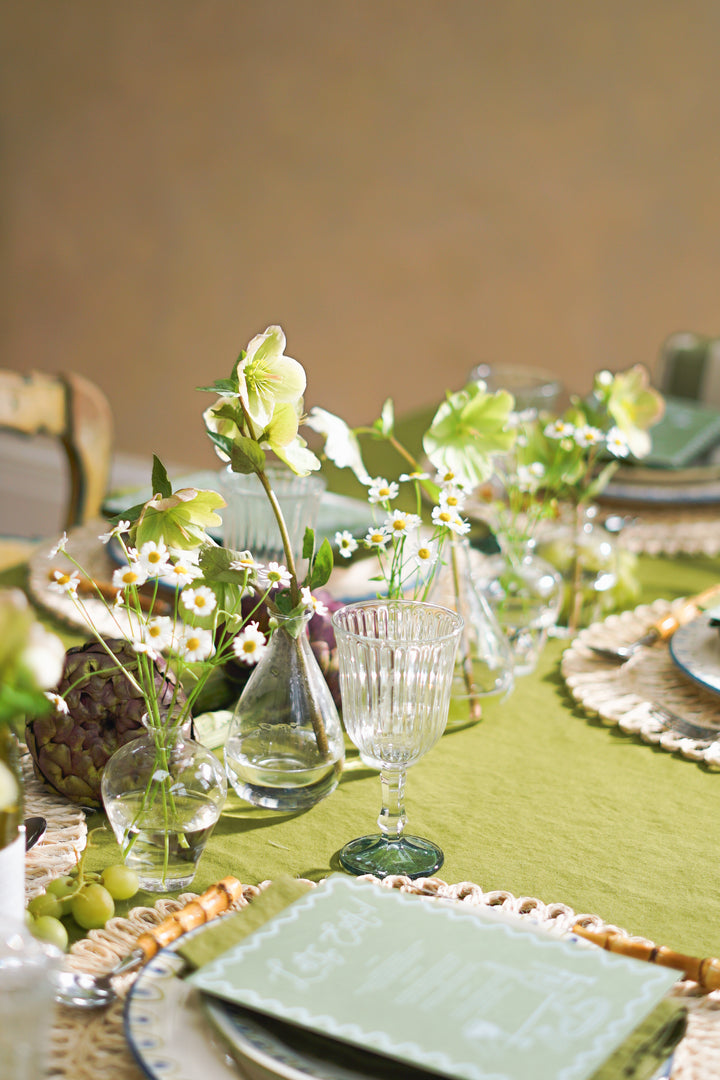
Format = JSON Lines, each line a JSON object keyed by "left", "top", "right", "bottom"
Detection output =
{"left": 186, "top": 635, "right": 201, "bottom": 651}
{"left": 418, "top": 547, "right": 431, "bottom": 560}
{"left": 393, "top": 520, "right": 406, "bottom": 531}
{"left": 438, "top": 511, "right": 451, "bottom": 523}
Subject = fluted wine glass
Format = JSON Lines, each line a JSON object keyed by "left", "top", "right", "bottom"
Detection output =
{"left": 332, "top": 600, "right": 463, "bottom": 879}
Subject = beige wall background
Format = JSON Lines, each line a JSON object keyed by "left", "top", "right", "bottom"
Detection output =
{"left": 2, "top": 0, "right": 720, "bottom": 471}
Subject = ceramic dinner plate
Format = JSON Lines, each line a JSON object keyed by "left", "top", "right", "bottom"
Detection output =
{"left": 124, "top": 942, "right": 433, "bottom": 1080}
{"left": 669, "top": 613, "right": 720, "bottom": 696}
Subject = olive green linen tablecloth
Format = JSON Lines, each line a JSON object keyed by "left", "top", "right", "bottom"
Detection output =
{"left": 7, "top": 548, "right": 720, "bottom": 961}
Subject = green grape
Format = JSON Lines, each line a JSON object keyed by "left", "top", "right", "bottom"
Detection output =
{"left": 100, "top": 864, "right": 140, "bottom": 901}
{"left": 29, "top": 915, "right": 68, "bottom": 952}
{"left": 46, "top": 874, "right": 79, "bottom": 915}
{"left": 70, "top": 883, "right": 115, "bottom": 930}
{"left": 27, "top": 891, "right": 64, "bottom": 920}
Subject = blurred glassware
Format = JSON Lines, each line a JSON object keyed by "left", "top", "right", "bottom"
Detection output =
{"left": 218, "top": 465, "right": 326, "bottom": 568}
{"left": 0, "top": 917, "right": 62, "bottom": 1078}
{"left": 468, "top": 363, "right": 563, "bottom": 416}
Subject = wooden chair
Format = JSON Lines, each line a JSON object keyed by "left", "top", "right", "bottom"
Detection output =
{"left": 0, "top": 370, "right": 113, "bottom": 530}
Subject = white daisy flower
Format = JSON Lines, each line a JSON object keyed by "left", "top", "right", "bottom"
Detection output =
{"left": 131, "top": 640, "right": 161, "bottom": 661}
{"left": 574, "top": 424, "right": 604, "bottom": 448}
{"left": 44, "top": 692, "right": 69, "bottom": 715}
{"left": 166, "top": 558, "right": 203, "bottom": 588}
{"left": 301, "top": 587, "right": 329, "bottom": 617}
{"left": 432, "top": 505, "right": 470, "bottom": 535}
{"left": 177, "top": 626, "right": 214, "bottom": 662}
{"left": 544, "top": 419, "right": 576, "bottom": 440}
{"left": 99, "top": 519, "right": 131, "bottom": 545}
{"left": 334, "top": 530, "right": 359, "bottom": 559}
{"left": 232, "top": 622, "right": 267, "bottom": 665}
{"left": 180, "top": 585, "right": 217, "bottom": 616}
{"left": 169, "top": 546, "right": 201, "bottom": 565}
{"left": 136, "top": 540, "right": 171, "bottom": 577}
{"left": 364, "top": 525, "right": 391, "bottom": 549}
{"left": 605, "top": 427, "right": 630, "bottom": 458}
{"left": 259, "top": 562, "right": 292, "bottom": 590}
{"left": 144, "top": 615, "right": 174, "bottom": 649}
{"left": 434, "top": 468, "right": 464, "bottom": 489}
{"left": 112, "top": 563, "right": 149, "bottom": 590}
{"left": 399, "top": 470, "right": 430, "bottom": 482}
{"left": 385, "top": 509, "right": 422, "bottom": 536}
{"left": 439, "top": 487, "right": 466, "bottom": 512}
{"left": 48, "top": 569, "right": 80, "bottom": 595}
{"left": 229, "top": 551, "right": 264, "bottom": 573}
{"left": 48, "top": 532, "right": 68, "bottom": 557}
{"left": 407, "top": 536, "right": 439, "bottom": 572}
{"left": 367, "top": 477, "right": 400, "bottom": 504}
{"left": 447, "top": 514, "right": 471, "bottom": 536}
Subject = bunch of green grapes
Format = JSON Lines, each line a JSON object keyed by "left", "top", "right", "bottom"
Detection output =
{"left": 26, "top": 831, "right": 139, "bottom": 951}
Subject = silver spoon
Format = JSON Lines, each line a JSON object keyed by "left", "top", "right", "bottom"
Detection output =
{"left": 53, "top": 949, "right": 145, "bottom": 1008}
{"left": 24, "top": 816, "right": 47, "bottom": 851}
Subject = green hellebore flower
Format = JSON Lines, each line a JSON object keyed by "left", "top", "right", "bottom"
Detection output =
{"left": 134, "top": 488, "right": 226, "bottom": 550}
{"left": 236, "top": 325, "right": 307, "bottom": 430}
{"left": 423, "top": 383, "right": 516, "bottom": 489}
{"left": 262, "top": 401, "right": 321, "bottom": 476}
{"left": 606, "top": 365, "right": 665, "bottom": 458}
{"left": 304, "top": 406, "right": 371, "bottom": 484}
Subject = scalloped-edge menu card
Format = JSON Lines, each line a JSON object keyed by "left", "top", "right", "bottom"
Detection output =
{"left": 187, "top": 876, "right": 679, "bottom": 1080}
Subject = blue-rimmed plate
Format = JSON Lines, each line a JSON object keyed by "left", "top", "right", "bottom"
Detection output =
{"left": 668, "top": 613, "right": 720, "bottom": 697}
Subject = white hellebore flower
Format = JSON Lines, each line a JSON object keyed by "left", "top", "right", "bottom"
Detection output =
{"left": 177, "top": 627, "right": 215, "bottom": 663}
{"left": 259, "top": 562, "right": 292, "bottom": 590}
{"left": 180, "top": 585, "right": 218, "bottom": 616}
{"left": 605, "top": 426, "right": 630, "bottom": 458}
{"left": 304, "top": 407, "right": 371, "bottom": 485}
{"left": 232, "top": 622, "right": 267, "bottom": 665}
{"left": 367, "top": 477, "right": 399, "bottom": 505}
{"left": 335, "top": 530, "right": 359, "bottom": 559}
{"left": 237, "top": 325, "right": 306, "bottom": 429}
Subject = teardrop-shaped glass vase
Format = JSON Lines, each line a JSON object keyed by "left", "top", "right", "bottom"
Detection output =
{"left": 224, "top": 608, "right": 345, "bottom": 810}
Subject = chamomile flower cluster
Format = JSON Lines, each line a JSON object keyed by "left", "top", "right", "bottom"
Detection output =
{"left": 543, "top": 419, "right": 630, "bottom": 458}
{"left": 334, "top": 469, "right": 472, "bottom": 600}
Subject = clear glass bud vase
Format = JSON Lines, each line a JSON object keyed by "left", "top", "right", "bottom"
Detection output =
{"left": 224, "top": 608, "right": 345, "bottom": 810}
{"left": 431, "top": 537, "right": 514, "bottom": 727}
{"left": 101, "top": 720, "right": 227, "bottom": 893}
{"left": 478, "top": 535, "right": 562, "bottom": 675}
{"left": 537, "top": 503, "right": 618, "bottom": 633}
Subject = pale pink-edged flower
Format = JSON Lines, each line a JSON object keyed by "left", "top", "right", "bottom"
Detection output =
{"left": 180, "top": 585, "right": 217, "bottom": 616}
{"left": 334, "top": 531, "right": 359, "bottom": 559}
{"left": 44, "top": 692, "right": 69, "bottom": 715}
{"left": 232, "top": 622, "right": 267, "bottom": 665}
{"left": 177, "top": 627, "right": 215, "bottom": 662}
{"left": 258, "top": 562, "right": 292, "bottom": 590}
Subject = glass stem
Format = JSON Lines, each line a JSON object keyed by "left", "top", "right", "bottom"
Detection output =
{"left": 377, "top": 768, "right": 407, "bottom": 840}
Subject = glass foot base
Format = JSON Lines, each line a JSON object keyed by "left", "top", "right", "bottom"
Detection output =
{"left": 338, "top": 834, "right": 444, "bottom": 879}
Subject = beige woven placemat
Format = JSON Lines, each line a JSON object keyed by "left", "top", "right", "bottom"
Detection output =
{"left": 47, "top": 874, "right": 719, "bottom": 1080}
{"left": 22, "top": 751, "right": 87, "bottom": 901}
{"left": 562, "top": 598, "right": 720, "bottom": 768}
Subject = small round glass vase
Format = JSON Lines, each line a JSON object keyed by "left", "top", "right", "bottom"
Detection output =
{"left": 101, "top": 721, "right": 227, "bottom": 893}
{"left": 224, "top": 608, "right": 345, "bottom": 811}
{"left": 537, "top": 504, "right": 618, "bottom": 633}
{"left": 479, "top": 536, "right": 562, "bottom": 676}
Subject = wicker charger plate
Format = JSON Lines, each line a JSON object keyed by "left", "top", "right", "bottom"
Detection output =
{"left": 561, "top": 599, "right": 720, "bottom": 768}
{"left": 47, "top": 875, "right": 719, "bottom": 1080}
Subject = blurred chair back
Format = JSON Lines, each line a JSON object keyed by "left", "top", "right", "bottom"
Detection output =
{"left": 0, "top": 370, "right": 113, "bottom": 529}
{"left": 656, "top": 332, "right": 720, "bottom": 408}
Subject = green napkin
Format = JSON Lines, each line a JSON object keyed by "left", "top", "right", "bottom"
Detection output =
{"left": 177, "top": 876, "right": 313, "bottom": 971}
{"left": 590, "top": 997, "right": 686, "bottom": 1080}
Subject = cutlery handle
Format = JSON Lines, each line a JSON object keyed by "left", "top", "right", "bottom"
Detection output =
{"left": 135, "top": 876, "right": 245, "bottom": 960}
{"left": 651, "top": 583, "right": 720, "bottom": 641}
{"left": 572, "top": 924, "right": 720, "bottom": 991}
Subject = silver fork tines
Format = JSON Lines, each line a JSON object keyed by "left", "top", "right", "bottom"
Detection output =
{"left": 650, "top": 703, "right": 720, "bottom": 744}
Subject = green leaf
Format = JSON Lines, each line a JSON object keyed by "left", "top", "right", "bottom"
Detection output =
{"left": 309, "top": 537, "right": 333, "bottom": 590}
{"left": 211, "top": 401, "right": 243, "bottom": 425}
{"left": 198, "top": 545, "right": 254, "bottom": 584}
{"left": 196, "top": 377, "right": 238, "bottom": 395}
{"left": 151, "top": 456, "right": 173, "bottom": 499}
{"left": 229, "top": 437, "right": 266, "bottom": 475}
{"left": 302, "top": 527, "right": 315, "bottom": 562}
{"left": 379, "top": 398, "right": 395, "bottom": 436}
